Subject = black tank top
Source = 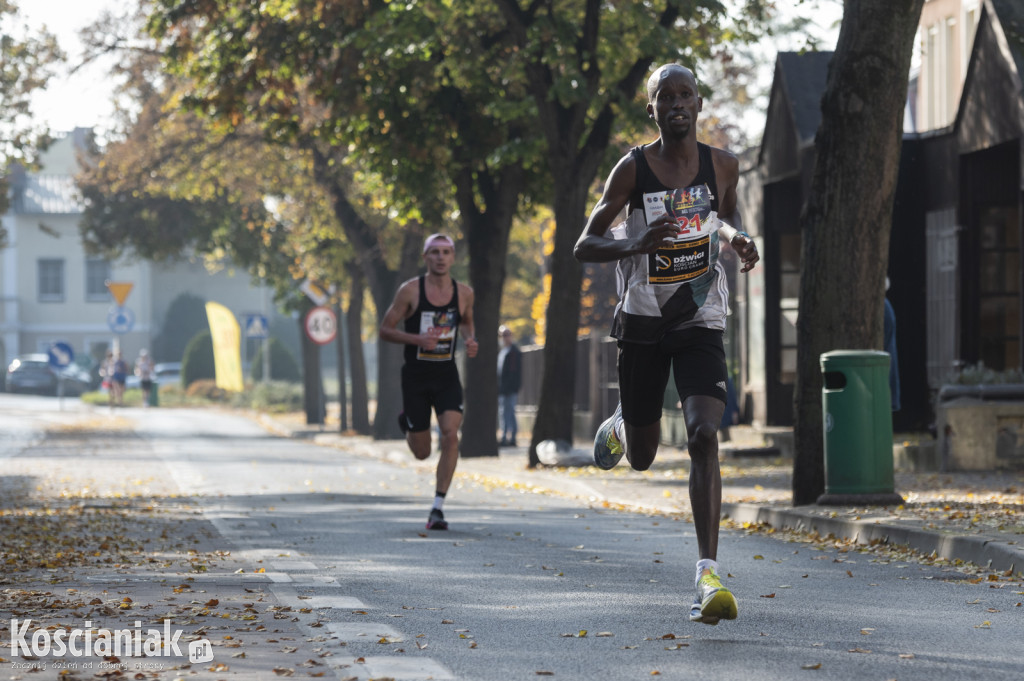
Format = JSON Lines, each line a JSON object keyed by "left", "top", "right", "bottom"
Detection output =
{"left": 628, "top": 142, "right": 720, "bottom": 214}
{"left": 403, "top": 275, "right": 461, "bottom": 366}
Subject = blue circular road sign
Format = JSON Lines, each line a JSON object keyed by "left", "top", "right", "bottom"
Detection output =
{"left": 107, "top": 306, "right": 136, "bottom": 334}
{"left": 47, "top": 342, "right": 74, "bottom": 369}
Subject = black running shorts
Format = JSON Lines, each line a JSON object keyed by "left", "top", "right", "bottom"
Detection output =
{"left": 400, "top": 364, "right": 464, "bottom": 432}
{"left": 617, "top": 326, "right": 728, "bottom": 428}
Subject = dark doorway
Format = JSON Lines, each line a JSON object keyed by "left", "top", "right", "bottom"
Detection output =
{"left": 959, "top": 141, "right": 1022, "bottom": 371}
{"left": 763, "top": 177, "right": 802, "bottom": 425}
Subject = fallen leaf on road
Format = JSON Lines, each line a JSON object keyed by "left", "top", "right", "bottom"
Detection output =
{"left": 761, "top": 593, "right": 776, "bottom": 598}
{"left": 848, "top": 648, "right": 871, "bottom": 653}
{"left": 801, "top": 663, "right": 822, "bottom": 670}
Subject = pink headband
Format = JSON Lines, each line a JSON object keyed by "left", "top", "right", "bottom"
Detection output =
{"left": 423, "top": 233, "right": 455, "bottom": 253}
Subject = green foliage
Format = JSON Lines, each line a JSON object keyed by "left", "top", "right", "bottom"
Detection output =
{"left": 153, "top": 293, "right": 208, "bottom": 363}
{"left": 181, "top": 330, "right": 216, "bottom": 388}
{"left": 251, "top": 337, "right": 301, "bottom": 382}
{"left": 0, "top": 0, "right": 63, "bottom": 225}
{"left": 79, "top": 379, "right": 303, "bottom": 412}
{"left": 185, "top": 379, "right": 228, "bottom": 402}
{"left": 235, "top": 380, "right": 304, "bottom": 413}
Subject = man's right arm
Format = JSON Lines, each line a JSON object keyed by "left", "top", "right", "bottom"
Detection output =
{"left": 380, "top": 282, "right": 433, "bottom": 348}
{"left": 574, "top": 153, "right": 681, "bottom": 263}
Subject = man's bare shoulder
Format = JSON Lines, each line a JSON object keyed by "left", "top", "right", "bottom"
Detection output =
{"left": 398, "top": 276, "right": 421, "bottom": 291}
{"left": 708, "top": 145, "right": 740, "bottom": 182}
{"left": 604, "top": 148, "right": 641, "bottom": 193}
{"left": 393, "top": 277, "right": 421, "bottom": 302}
{"left": 707, "top": 144, "right": 739, "bottom": 167}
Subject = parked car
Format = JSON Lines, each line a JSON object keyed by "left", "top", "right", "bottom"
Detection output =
{"left": 5, "top": 354, "right": 92, "bottom": 396}
{"left": 126, "top": 362, "right": 182, "bottom": 390}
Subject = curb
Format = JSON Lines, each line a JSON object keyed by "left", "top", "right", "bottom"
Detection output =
{"left": 721, "top": 502, "right": 1022, "bottom": 574}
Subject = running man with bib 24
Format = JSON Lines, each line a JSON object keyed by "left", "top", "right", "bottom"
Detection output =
{"left": 574, "top": 64, "right": 758, "bottom": 624}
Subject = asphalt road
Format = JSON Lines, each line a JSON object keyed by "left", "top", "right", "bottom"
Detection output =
{"left": 1, "top": 396, "right": 1021, "bottom": 681}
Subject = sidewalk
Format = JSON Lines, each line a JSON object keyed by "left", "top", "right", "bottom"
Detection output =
{"left": 261, "top": 415, "right": 1024, "bottom": 577}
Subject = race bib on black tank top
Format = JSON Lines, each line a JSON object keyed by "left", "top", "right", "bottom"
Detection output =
{"left": 643, "top": 183, "right": 714, "bottom": 285}
{"left": 417, "top": 309, "right": 457, "bottom": 361}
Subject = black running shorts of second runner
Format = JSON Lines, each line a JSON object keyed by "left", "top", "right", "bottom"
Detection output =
{"left": 400, "top": 364, "right": 464, "bottom": 433}
{"left": 617, "top": 326, "right": 727, "bottom": 428}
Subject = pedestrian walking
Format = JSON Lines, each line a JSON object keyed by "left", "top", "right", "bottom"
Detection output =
{"left": 884, "top": 277, "right": 901, "bottom": 412}
{"left": 574, "top": 63, "right": 759, "bottom": 625}
{"left": 135, "top": 349, "right": 156, "bottom": 407}
{"left": 379, "top": 233, "right": 478, "bottom": 530}
{"left": 497, "top": 324, "right": 522, "bottom": 447}
{"left": 111, "top": 348, "right": 130, "bottom": 405}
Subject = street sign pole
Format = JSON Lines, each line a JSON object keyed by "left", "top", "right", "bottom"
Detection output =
{"left": 48, "top": 342, "right": 74, "bottom": 411}
{"left": 262, "top": 285, "right": 271, "bottom": 383}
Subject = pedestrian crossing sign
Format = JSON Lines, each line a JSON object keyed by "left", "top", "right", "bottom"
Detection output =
{"left": 245, "top": 314, "right": 269, "bottom": 339}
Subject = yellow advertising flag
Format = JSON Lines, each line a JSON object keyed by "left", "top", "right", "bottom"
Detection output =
{"left": 105, "top": 281, "right": 134, "bottom": 306}
{"left": 205, "top": 301, "right": 244, "bottom": 392}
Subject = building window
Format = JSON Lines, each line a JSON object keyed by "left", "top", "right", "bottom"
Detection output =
{"left": 945, "top": 17, "right": 957, "bottom": 121}
{"left": 38, "top": 259, "right": 65, "bottom": 302}
{"left": 779, "top": 232, "right": 801, "bottom": 385}
{"left": 978, "top": 206, "right": 1020, "bottom": 371}
{"left": 85, "top": 258, "right": 111, "bottom": 301}
{"left": 925, "top": 25, "right": 940, "bottom": 129}
{"left": 962, "top": 3, "right": 979, "bottom": 75}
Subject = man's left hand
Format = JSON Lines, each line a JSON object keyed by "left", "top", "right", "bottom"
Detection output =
{"left": 732, "top": 233, "right": 759, "bottom": 273}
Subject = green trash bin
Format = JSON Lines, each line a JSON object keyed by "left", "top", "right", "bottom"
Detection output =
{"left": 817, "top": 350, "right": 903, "bottom": 505}
{"left": 148, "top": 380, "right": 159, "bottom": 407}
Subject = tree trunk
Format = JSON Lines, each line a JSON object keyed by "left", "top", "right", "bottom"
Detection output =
{"left": 334, "top": 300, "right": 348, "bottom": 432}
{"left": 792, "top": 0, "right": 924, "bottom": 505}
{"left": 459, "top": 168, "right": 524, "bottom": 457}
{"left": 528, "top": 188, "right": 587, "bottom": 467}
{"left": 372, "top": 223, "right": 424, "bottom": 439}
{"left": 347, "top": 267, "right": 371, "bottom": 435}
{"left": 298, "top": 301, "right": 325, "bottom": 426}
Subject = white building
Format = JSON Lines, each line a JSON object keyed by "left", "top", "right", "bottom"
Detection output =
{"left": 1, "top": 128, "right": 281, "bottom": 375}
{"left": 915, "top": 0, "right": 983, "bottom": 131}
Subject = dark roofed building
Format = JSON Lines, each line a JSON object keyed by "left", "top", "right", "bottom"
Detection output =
{"left": 739, "top": 0, "right": 1022, "bottom": 437}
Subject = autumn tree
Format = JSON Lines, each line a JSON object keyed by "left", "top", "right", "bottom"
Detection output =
{"left": 0, "top": 0, "right": 61, "bottom": 228}
{"left": 143, "top": 0, "right": 551, "bottom": 447}
{"left": 792, "top": 0, "right": 924, "bottom": 505}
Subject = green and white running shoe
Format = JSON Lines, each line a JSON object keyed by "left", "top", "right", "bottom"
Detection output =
{"left": 593, "top": 403, "right": 624, "bottom": 470}
{"left": 689, "top": 567, "right": 738, "bottom": 625}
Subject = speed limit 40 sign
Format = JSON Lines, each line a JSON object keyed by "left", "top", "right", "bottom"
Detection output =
{"left": 304, "top": 306, "right": 338, "bottom": 345}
